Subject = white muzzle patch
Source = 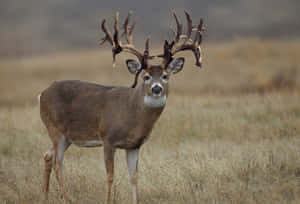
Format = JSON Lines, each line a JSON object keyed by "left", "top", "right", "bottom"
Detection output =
{"left": 144, "top": 95, "right": 167, "bottom": 108}
{"left": 151, "top": 83, "right": 163, "bottom": 95}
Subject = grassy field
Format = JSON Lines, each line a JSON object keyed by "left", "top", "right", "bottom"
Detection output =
{"left": 1, "top": 39, "right": 300, "bottom": 203}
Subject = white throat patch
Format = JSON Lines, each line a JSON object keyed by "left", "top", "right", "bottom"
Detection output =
{"left": 144, "top": 95, "right": 167, "bottom": 108}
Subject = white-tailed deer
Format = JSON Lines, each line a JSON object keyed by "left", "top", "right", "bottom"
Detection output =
{"left": 40, "top": 11, "right": 204, "bottom": 204}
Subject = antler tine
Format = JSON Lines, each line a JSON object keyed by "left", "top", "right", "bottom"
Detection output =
{"left": 122, "top": 11, "right": 134, "bottom": 44}
{"left": 170, "top": 25, "right": 176, "bottom": 38}
{"left": 172, "top": 11, "right": 183, "bottom": 43}
{"left": 157, "top": 40, "right": 174, "bottom": 68}
{"left": 113, "top": 12, "right": 121, "bottom": 46}
{"left": 193, "top": 18, "right": 204, "bottom": 45}
{"left": 144, "top": 37, "right": 150, "bottom": 56}
{"left": 129, "top": 21, "right": 136, "bottom": 36}
{"left": 184, "top": 11, "right": 193, "bottom": 44}
{"left": 144, "top": 36, "right": 156, "bottom": 60}
{"left": 122, "top": 11, "right": 131, "bottom": 34}
{"left": 99, "top": 19, "right": 114, "bottom": 46}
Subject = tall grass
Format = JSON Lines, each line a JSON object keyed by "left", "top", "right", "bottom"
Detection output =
{"left": 0, "top": 39, "right": 300, "bottom": 203}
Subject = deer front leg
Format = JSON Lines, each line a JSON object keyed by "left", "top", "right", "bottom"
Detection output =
{"left": 104, "top": 144, "right": 115, "bottom": 204}
{"left": 126, "top": 148, "right": 139, "bottom": 204}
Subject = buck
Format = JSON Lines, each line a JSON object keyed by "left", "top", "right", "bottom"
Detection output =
{"left": 39, "top": 11, "right": 204, "bottom": 204}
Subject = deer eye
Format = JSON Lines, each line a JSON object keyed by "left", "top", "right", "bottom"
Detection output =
{"left": 162, "top": 74, "right": 169, "bottom": 80}
{"left": 143, "top": 75, "right": 151, "bottom": 81}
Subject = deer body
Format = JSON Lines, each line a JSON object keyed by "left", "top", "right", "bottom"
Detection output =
{"left": 40, "top": 11, "right": 204, "bottom": 204}
{"left": 40, "top": 80, "right": 164, "bottom": 150}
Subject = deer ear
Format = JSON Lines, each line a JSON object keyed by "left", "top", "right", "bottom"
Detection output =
{"left": 167, "top": 57, "right": 185, "bottom": 74}
{"left": 126, "top": 59, "right": 141, "bottom": 74}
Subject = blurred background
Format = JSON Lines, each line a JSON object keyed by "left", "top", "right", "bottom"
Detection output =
{"left": 1, "top": 0, "right": 300, "bottom": 107}
{"left": 1, "top": 0, "right": 299, "bottom": 57}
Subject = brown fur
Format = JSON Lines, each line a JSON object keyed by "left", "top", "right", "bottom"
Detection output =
{"left": 40, "top": 70, "right": 166, "bottom": 203}
{"left": 39, "top": 49, "right": 187, "bottom": 204}
{"left": 40, "top": 80, "right": 164, "bottom": 149}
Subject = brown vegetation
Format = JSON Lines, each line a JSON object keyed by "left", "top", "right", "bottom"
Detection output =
{"left": 0, "top": 39, "right": 300, "bottom": 203}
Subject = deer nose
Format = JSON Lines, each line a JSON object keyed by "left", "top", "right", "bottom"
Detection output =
{"left": 152, "top": 85, "right": 162, "bottom": 95}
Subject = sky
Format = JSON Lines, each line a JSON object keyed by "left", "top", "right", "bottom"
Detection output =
{"left": 1, "top": 0, "right": 299, "bottom": 57}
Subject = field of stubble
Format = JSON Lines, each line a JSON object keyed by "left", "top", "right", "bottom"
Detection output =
{"left": 1, "top": 39, "right": 300, "bottom": 203}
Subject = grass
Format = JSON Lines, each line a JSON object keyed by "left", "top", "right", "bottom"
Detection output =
{"left": 0, "top": 38, "right": 300, "bottom": 203}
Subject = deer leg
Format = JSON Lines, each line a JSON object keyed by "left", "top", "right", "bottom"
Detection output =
{"left": 43, "top": 148, "right": 54, "bottom": 200}
{"left": 126, "top": 148, "right": 139, "bottom": 204}
{"left": 53, "top": 135, "right": 71, "bottom": 203}
{"left": 104, "top": 144, "right": 115, "bottom": 204}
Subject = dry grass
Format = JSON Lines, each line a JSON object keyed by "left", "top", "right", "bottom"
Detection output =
{"left": 1, "top": 39, "right": 300, "bottom": 203}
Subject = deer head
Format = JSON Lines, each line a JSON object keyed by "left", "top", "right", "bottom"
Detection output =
{"left": 99, "top": 11, "right": 204, "bottom": 107}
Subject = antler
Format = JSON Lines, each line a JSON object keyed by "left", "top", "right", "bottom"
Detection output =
{"left": 99, "top": 12, "right": 144, "bottom": 67}
{"left": 158, "top": 11, "right": 205, "bottom": 68}
{"left": 99, "top": 11, "right": 152, "bottom": 88}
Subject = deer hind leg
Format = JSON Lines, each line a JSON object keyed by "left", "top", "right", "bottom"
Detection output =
{"left": 104, "top": 144, "right": 115, "bottom": 204}
{"left": 53, "top": 135, "right": 71, "bottom": 203}
{"left": 43, "top": 148, "right": 54, "bottom": 200}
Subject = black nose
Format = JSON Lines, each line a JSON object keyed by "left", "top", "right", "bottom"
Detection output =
{"left": 152, "top": 85, "right": 162, "bottom": 94}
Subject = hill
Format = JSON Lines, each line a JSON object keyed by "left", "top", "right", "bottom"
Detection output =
{"left": 1, "top": 0, "right": 300, "bottom": 57}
